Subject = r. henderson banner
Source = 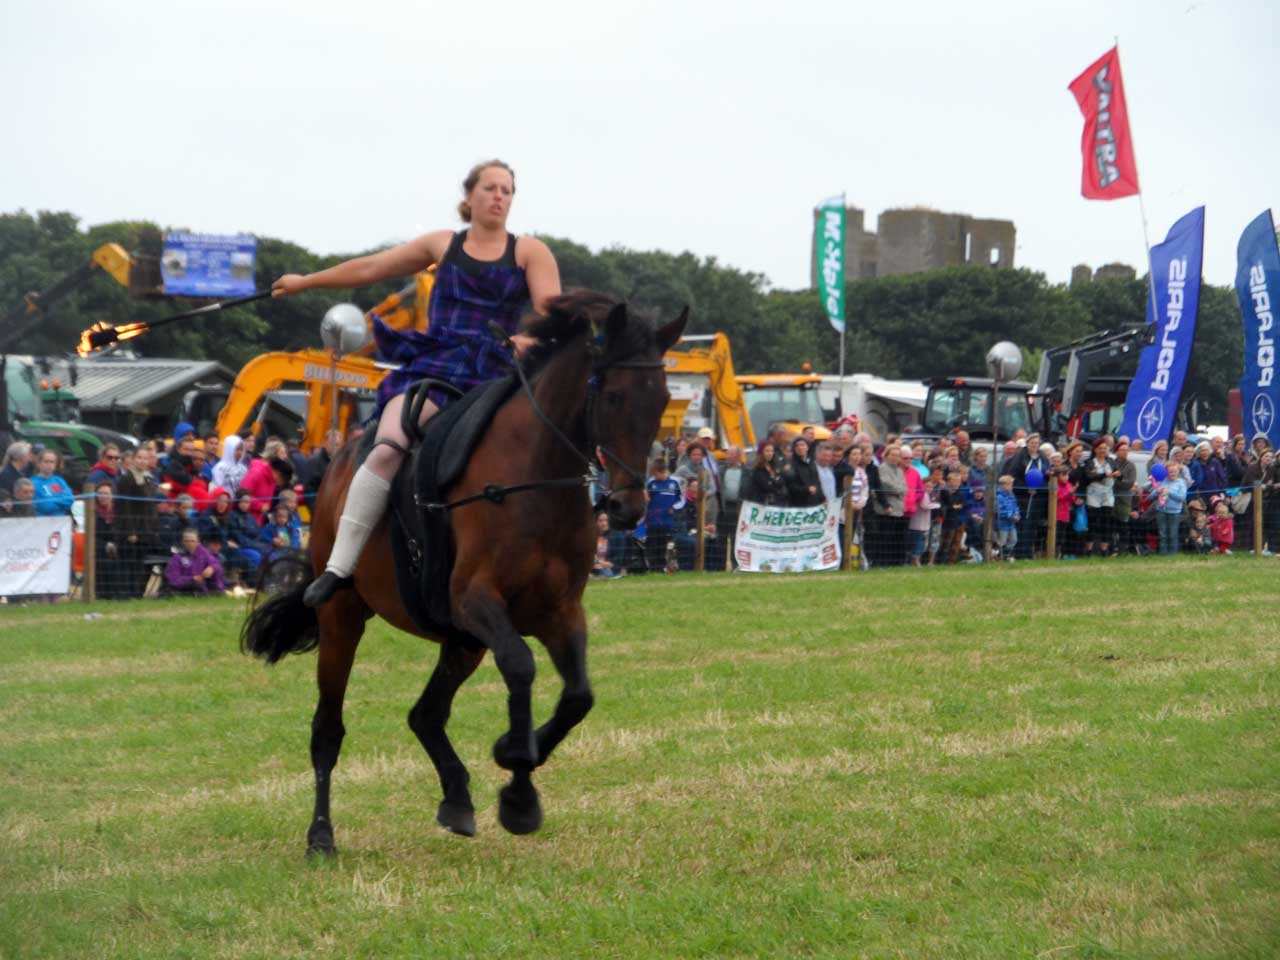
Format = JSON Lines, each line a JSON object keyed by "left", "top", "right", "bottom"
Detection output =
{"left": 0, "top": 517, "right": 72, "bottom": 596}
{"left": 733, "top": 498, "right": 842, "bottom": 573}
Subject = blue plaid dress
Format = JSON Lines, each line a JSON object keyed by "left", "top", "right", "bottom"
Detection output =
{"left": 372, "top": 230, "right": 530, "bottom": 416}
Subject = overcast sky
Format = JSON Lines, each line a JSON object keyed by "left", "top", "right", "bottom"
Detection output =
{"left": 2, "top": 0, "right": 1276, "bottom": 293}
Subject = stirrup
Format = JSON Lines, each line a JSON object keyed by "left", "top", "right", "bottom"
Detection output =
{"left": 303, "top": 571, "right": 354, "bottom": 608}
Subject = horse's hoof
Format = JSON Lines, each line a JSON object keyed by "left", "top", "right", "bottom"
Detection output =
{"left": 498, "top": 782, "right": 543, "bottom": 835}
{"left": 493, "top": 730, "right": 539, "bottom": 771}
{"left": 306, "top": 820, "right": 336, "bottom": 856}
{"left": 437, "top": 799, "right": 476, "bottom": 837}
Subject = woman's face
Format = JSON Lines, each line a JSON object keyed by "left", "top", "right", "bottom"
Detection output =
{"left": 37, "top": 452, "right": 56, "bottom": 476}
{"left": 885, "top": 447, "right": 901, "bottom": 466}
{"left": 1262, "top": 451, "right": 1274, "bottom": 468}
{"left": 596, "top": 513, "right": 609, "bottom": 533}
{"left": 793, "top": 439, "right": 809, "bottom": 459}
{"left": 468, "top": 166, "right": 514, "bottom": 230}
{"left": 761, "top": 444, "right": 774, "bottom": 463}
{"left": 1027, "top": 437, "right": 1040, "bottom": 456}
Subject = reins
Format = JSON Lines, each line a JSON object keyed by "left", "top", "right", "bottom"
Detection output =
{"left": 419, "top": 322, "right": 662, "bottom": 513}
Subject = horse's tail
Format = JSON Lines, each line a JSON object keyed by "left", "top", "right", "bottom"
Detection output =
{"left": 240, "top": 555, "right": 319, "bottom": 664}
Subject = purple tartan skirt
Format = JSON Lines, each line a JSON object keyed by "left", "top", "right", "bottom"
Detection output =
{"left": 372, "top": 317, "right": 514, "bottom": 418}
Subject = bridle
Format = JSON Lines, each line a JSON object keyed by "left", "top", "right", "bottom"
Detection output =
{"left": 422, "top": 324, "right": 664, "bottom": 513}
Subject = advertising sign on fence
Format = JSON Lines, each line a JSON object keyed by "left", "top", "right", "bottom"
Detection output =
{"left": 161, "top": 232, "right": 257, "bottom": 297}
{"left": 734, "top": 498, "right": 842, "bottom": 573}
{"left": 0, "top": 517, "right": 72, "bottom": 596}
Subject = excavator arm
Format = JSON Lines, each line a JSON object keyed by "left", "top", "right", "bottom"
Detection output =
{"left": 1, "top": 243, "right": 135, "bottom": 353}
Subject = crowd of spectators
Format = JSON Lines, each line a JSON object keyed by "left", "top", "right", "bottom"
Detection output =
{"left": 591, "top": 423, "right": 1280, "bottom": 577}
{"left": 0, "top": 422, "right": 340, "bottom": 602}
{"left": 5, "top": 414, "right": 1279, "bottom": 601}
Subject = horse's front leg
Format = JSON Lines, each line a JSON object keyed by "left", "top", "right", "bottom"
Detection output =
{"left": 455, "top": 584, "right": 542, "bottom": 835}
{"left": 492, "top": 603, "right": 592, "bottom": 770}
{"left": 530, "top": 604, "right": 593, "bottom": 766}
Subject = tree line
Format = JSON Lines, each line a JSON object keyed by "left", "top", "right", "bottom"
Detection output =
{"left": 1, "top": 210, "right": 1245, "bottom": 421}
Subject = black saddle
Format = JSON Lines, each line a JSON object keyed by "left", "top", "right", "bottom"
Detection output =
{"left": 361, "top": 375, "right": 520, "bottom": 644}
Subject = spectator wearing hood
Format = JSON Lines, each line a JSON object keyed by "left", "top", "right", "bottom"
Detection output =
{"left": 84, "top": 443, "right": 122, "bottom": 493}
{"left": 240, "top": 439, "right": 287, "bottom": 521}
{"left": 228, "top": 489, "right": 271, "bottom": 566}
{"left": 198, "top": 486, "right": 259, "bottom": 580}
{"left": 212, "top": 435, "right": 249, "bottom": 494}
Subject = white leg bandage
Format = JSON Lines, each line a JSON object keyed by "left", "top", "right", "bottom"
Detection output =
{"left": 325, "top": 464, "right": 391, "bottom": 578}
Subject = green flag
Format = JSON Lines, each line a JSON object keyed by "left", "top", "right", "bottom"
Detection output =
{"left": 815, "top": 196, "right": 846, "bottom": 334}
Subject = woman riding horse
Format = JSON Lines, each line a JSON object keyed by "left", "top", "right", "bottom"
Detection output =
{"left": 272, "top": 159, "right": 561, "bottom": 608}
{"left": 243, "top": 290, "right": 686, "bottom": 853}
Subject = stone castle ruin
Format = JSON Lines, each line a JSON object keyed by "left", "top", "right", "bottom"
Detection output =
{"left": 812, "top": 205, "right": 1016, "bottom": 285}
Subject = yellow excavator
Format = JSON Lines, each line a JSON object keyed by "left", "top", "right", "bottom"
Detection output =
{"left": 212, "top": 271, "right": 434, "bottom": 448}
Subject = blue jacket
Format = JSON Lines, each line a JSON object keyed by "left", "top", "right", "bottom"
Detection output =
{"left": 995, "top": 488, "right": 1020, "bottom": 531}
{"left": 644, "top": 476, "right": 685, "bottom": 531}
{"left": 261, "top": 521, "right": 301, "bottom": 551}
{"left": 227, "top": 509, "right": 270, "bottom": 553}
{"left": 1157, "top": 478, "right": 1187, "bottom": 514}
{"left": 31, "top": 473, "right": 74, "bottom": 516}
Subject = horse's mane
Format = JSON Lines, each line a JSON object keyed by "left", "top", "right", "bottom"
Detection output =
{"left": 521, "top": 289, "right": 658, "bottom": 378}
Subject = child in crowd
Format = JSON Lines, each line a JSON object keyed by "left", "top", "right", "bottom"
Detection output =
{"left": 908, "top": 469, "right": 936, "bottom": 567}
{"left": 926, "top": 467, "right": 945, "bottom": 564}
{"left": 1209, "top": 497, "right": 1234, "bottom": 554}
{"left": 164, "top": 527, "right": 226, "bottom": 595}
{"left": 261, "top": 504, "right": 301, "bottom": 560}
{"left": 644, "top": 458, "right": 684, "bottom": 574}
{"left": 154, "top": 497, "right": 183, "bottom": 552}
{"left": 591, "top": 511, "right": 620, "bottom": 578}
{"left": 995, "top": 474, "right": 1020, "bottom": 561}
{"left": 939, "top": 468, "right": 968, "bottom": 563}
{"left": 1054, "top": 465, "right": 1075, "bottom": 558}
{"left": 1185, "top": 501, "right": 1211, "bottom": 554}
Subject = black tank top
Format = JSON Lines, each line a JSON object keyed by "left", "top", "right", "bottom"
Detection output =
{"left": 442, "top": 229, "right": 518, "bottom": 277}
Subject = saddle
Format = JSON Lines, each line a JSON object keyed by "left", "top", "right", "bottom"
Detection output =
{"left": 359, "top": 375, "right": 521, "bottom": 646}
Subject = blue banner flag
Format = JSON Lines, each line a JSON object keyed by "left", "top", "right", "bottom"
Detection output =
{"left": 1119, "top": 206, "right": 1205, "bottom": 446}
{"left": 161, "top": 233, "right": 257, "bottom": 297}
{"left": 1234, "top": 209, "right": 1280, "bottom": 448}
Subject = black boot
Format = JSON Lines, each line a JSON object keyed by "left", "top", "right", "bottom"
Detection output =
{"left": 303, "top": 571, "right": 354, "bottom": 608}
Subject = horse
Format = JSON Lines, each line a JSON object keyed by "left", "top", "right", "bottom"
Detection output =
{"left": 241, "top": 290, "right": 686, "bottom": 854}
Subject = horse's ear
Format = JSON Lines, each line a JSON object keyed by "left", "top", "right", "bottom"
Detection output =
{"left": 656, "top": 306, "right": 688, "bottom": 353}
{"left": 603, "top": 301, "right": 628, "bottom": 344}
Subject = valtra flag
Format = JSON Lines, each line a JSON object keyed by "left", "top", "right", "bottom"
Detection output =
{"left": 1119, "top": 206, "right": 1205, "bottom": 445}
{"left": 1069, "top": 47, "right": 1140, "bottom": 200}
{"left": 1234, "top": 210, "right": 1280, "bottom": 448}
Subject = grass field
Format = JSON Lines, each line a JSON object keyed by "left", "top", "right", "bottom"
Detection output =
{"left": 2, "top": 557, "right": 1278, "bottom": 959}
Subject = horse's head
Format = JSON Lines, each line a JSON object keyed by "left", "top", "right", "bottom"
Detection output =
{"left": 591, "top": 301, "right": 687, "bottom": 529}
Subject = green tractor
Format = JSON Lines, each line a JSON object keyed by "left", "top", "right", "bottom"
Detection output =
{"left": 2, "top": 356, "right": 133, "bottom": 491}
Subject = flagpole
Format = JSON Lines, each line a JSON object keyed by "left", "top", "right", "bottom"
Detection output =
{"left": 838, "top": 191, "right": 847, "bottom": 386}
{"left": 1115, "top": 37, "right": 1159, "bottom": 326}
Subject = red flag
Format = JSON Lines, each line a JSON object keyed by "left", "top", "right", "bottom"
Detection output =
{"left": 1069, "top": 47, "right": 1140, "bottom": 200}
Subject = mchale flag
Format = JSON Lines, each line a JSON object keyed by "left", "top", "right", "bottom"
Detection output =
{"left": 1234, "top": 209, "right": 1280, "bottom": 448}
{"left": 1069, "top": 46, "right": 1140, "bottom": 200}
{"left": 814, "top": 197, "right": 846, "bottom": 334}
{"left": 1119, "top": 206, "right": 1205, "bottom": 445}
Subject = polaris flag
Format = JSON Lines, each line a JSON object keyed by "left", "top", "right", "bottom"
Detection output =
{"left": 814, "top": 197, "right": 846, "bottom": 334}
{"left": 1119, "top": 206, "right": 1205, "bottom": 446}
{"left": 1234, "top": 209, "right": 1280, "bottom": 448}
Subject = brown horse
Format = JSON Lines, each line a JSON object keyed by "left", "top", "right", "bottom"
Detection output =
{"left": 241, "top": 291, "right": 685, "bottom": 854}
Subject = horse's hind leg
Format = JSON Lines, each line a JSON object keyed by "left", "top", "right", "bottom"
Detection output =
{"left": 407, "top": 641, "right": 485, "bottom": 837}
{"left": 307, "top": 592, "right": 366, "bottom": 856}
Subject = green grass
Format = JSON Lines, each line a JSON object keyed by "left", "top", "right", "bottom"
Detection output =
{"left": 2, "top": 557, "right": 1278, "bottom": 959}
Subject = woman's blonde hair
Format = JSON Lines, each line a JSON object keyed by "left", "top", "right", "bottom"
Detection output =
{"left": 457, "top": 159, "right": 516, "bottom": 223}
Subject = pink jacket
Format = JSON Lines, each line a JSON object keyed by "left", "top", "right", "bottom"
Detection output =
{"left": 903, "top": 466, "right": 923, "bottom": 518}
{"left": 240, "top": 458, "right": 276, "bottom": 521}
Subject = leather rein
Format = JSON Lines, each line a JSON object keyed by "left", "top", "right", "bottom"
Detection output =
{"left": 420, "top": 326, "right": 663, "bottom": 513}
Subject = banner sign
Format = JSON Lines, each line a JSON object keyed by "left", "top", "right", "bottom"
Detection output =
{"left": 1119, "top": 206, "right": 1205, "bottom": 446}
{"left": 161, "top": 232, "right": 257, "bottom": 297}
{"left": 0, "top": 517, "right": 72, "bottom": 596}
{"left": 815, "top": 197, "right": 846, "bottom": 334}
{"left": 1068, "top": 46, "right": 1140, "bottom": 200}
{"left": 734, "top": 498, "right": 841, "bottom": 573}
{"left": 1235, "top": 209, "right": 1280, "bottom": 448}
